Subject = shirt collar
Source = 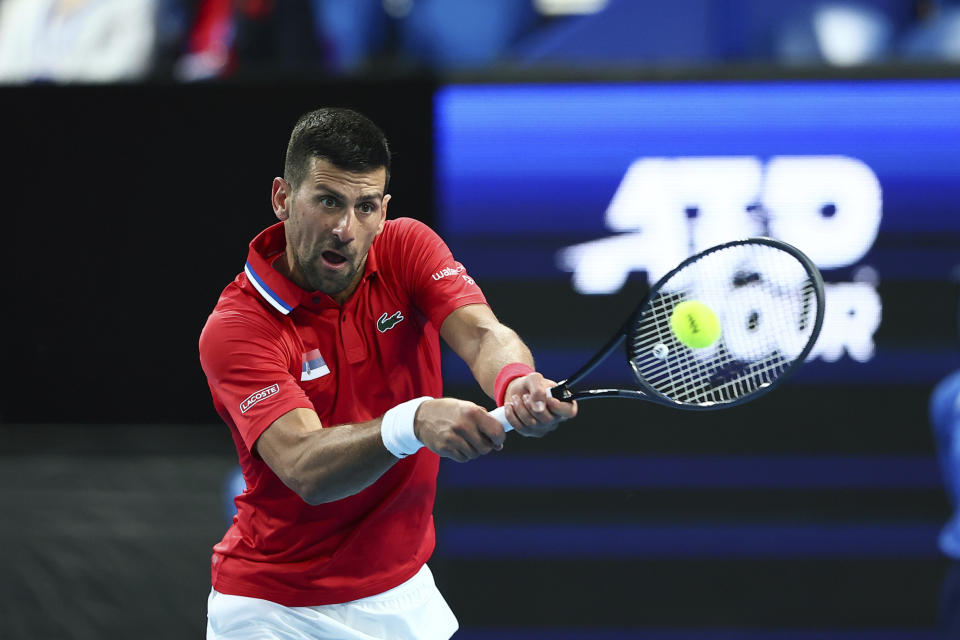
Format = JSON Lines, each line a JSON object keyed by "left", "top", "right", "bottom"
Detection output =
{"left": 243, "top": 222, "right": 380, "bottom": 314}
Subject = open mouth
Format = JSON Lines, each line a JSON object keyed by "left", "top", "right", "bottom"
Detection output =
{"left": 321, "top": 250, "right": 348, "bottom": 268}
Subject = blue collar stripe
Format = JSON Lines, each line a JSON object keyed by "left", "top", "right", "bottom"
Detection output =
{"left": 244, "top": 261, "right": 293, "bottom": 314}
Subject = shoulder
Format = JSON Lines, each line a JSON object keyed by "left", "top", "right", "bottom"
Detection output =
{"left": 376, "top": 217, "right": 447, "bottom": 261}
{"left": 199, "top": 284, "right": 288, "bottom": 359}
{"left": 379, "top": 217, "right": 441, "bottom": 243}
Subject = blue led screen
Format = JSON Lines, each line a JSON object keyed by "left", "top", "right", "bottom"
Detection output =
{"left": 435, "top": 80, "right": 960, "bottom": 384}
{"left": 437, "top": 81, "right": 960, "bottom": 237}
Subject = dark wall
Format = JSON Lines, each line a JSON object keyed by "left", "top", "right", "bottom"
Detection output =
{"left": 0, "top": 83, "right": 435, "bottom": 638}
{"left": 0, "top": 80, "right": 435, "bottom": 424}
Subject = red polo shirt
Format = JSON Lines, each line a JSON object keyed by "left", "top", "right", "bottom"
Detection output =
{"left": 198, "top": 217, "right": 487, "bottom": 606}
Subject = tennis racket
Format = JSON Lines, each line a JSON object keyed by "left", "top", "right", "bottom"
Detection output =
{"left": 490, "top": 237, "right": 825, "bottom": 431}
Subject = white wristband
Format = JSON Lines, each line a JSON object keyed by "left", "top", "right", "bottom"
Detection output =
{"left": 381, "top": 397, "right": 432, "bottom": 458}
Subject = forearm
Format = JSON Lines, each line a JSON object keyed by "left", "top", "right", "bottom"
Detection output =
{"left": 468, "top": 323, "right": 534, "bottom": 400}
{"left": 260, "top": 397, "right": 508, "bottom": 503}
{"left": 439, "top": 304, "right": 537, "bottom": 401}
{"left": 256, "top": 409, "right": 398, "bottom": 505}
{"left": 301, "top": 422, "right": 400, "bottom": 504}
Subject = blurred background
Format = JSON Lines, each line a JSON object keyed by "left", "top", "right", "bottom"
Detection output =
{"left": 2, "top": 0, "right": 960, "bottom": 638}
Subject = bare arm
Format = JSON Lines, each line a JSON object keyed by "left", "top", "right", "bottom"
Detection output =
{"left": 255, "top": 399, "right": 508, "bottom": 505}
{"left": 440, "top": 304, "right": 577, "bottom": 435}
{"left": 439, "top": 303, "right": 534, "bottom": 397}
{"left": 254, "top": 408, "right": 397, "bottom": 505}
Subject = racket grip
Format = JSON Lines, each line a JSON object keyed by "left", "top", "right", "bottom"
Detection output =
{"left": 488, "top": 406, "right": 514, "bottom": 433}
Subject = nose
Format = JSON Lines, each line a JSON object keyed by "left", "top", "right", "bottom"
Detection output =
{"left": 331, "top": 210, "right": 356, "bottom": 244}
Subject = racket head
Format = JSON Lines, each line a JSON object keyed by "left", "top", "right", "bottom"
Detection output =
{"left": 624, "top": 237, "right": 824, "bottom": 410}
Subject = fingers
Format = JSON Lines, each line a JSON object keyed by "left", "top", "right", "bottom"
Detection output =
{"left": 503, "top": 375, "right": 577, "bottom": 437}
{"left": 505, "top": 394, "right": 558, "bottom": 439}
{"left": 546, "top": 395, "right": 578, "bottom": 420}
{"left": 469, "top": 405, "right": 507, "bottom": 452}
{"left": 446, "top": 410, "right": 505, "bottom": 462}
{"left": 417, "top": 399, "right": 506, "bottom": 463}
{"left": 506, "top": 392, "right": 550, "bottom": 427}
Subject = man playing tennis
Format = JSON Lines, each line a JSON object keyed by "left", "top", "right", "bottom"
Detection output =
{"left": 199, "top": 107, "right": 576, "bottom": 639}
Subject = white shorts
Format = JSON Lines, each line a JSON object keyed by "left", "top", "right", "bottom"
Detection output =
{"left": 206, "top": 564, "right": 459, "bottom": 640}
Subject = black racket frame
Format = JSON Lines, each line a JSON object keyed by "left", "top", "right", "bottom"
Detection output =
{"left": 550, "top": 237, "right": 826, "bottom": 410}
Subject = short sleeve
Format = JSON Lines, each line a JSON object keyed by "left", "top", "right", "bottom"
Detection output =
{"left": 390, "top": 218, "right": 487, "bottom": 329}
{"left": 199, "top": 309, "right": 316, "bottom": 452}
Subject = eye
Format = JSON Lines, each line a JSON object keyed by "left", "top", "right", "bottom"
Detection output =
{"left": 358, "top": 202, "right": 377, "bottom": 215}
{"left": 319, "top": 196, "right": 338, "bottom": 208}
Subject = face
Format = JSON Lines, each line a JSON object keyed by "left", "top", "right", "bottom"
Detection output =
{"left": 272, "top": 157, "right": 389, "bottom": 303}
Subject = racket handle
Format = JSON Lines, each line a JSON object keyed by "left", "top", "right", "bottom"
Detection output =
{"left": 488, "top": 406, "right": 514, "bottom": 433}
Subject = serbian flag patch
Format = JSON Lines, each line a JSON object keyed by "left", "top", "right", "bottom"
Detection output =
{"left": 301, "top": 349, "right": 330, "bottom": 381}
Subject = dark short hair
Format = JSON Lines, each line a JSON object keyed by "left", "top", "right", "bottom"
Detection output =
{"left": 283, "top": 107, "right": 391, "bottom": 190}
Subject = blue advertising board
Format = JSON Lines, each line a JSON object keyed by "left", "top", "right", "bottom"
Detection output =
{"left": 435, "top": 80, "right": 960, "bottom": 383}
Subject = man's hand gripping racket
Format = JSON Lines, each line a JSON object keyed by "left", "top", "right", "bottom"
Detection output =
{"left": 491, "top": 237, "right": 825, "bottom": 432}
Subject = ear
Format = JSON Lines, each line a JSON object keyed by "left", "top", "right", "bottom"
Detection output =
{"left": 376, "top": 194, "right": 391, "bottom": 236}
{"left": 272, "top": 177, "right": 291, "bottom": 221}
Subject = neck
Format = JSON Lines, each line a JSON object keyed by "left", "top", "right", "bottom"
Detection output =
{"left": 274, "top": 249, "right": 310, "bottom": 291}
{"left": 273, "top": 250, "right": 365, "bottom": 306}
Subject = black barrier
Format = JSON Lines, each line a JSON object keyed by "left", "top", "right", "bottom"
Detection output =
{"left": 0, "top": 80, "right": 435, "bottom": 424}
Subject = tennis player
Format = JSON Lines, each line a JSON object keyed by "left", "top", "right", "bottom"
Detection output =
{"left": 198, "top": 107, "right": 576, "bottom": 639}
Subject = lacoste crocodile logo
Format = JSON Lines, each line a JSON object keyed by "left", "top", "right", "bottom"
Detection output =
{"left": 377, "top": 311, "right": 404, "bottom": 333}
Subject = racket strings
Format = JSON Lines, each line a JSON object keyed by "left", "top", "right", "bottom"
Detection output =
{"left": 627, "top": 243, "right": 821, "bottom": 406}
{"left": 635, "top": 308, "right": 784, "bottom": 405}
{"left": 634, "top": 293, "right": 730, "bottom": 401}
{"left": 634, "top": 292, "right": 747, "bottom": 404}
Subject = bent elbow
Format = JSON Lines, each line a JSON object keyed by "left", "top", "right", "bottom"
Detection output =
{"left": 287, "top": 472, "right": 344, "bottom": 506}
{"left": 301, "top": 492, "right": 327, "bottom": 507}
{"left": 293, "top": 475, "right": 367, "bottom": 505}
{"left": 300, "top": 484, "right": 354, "bottom": 505}
{"left": 284, "top": 473, "right": 327, "bottom": 506}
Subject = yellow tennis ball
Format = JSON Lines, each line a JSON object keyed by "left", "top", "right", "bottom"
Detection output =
{"left": 670, "top": 300, "right": 721, "bottom": 349}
